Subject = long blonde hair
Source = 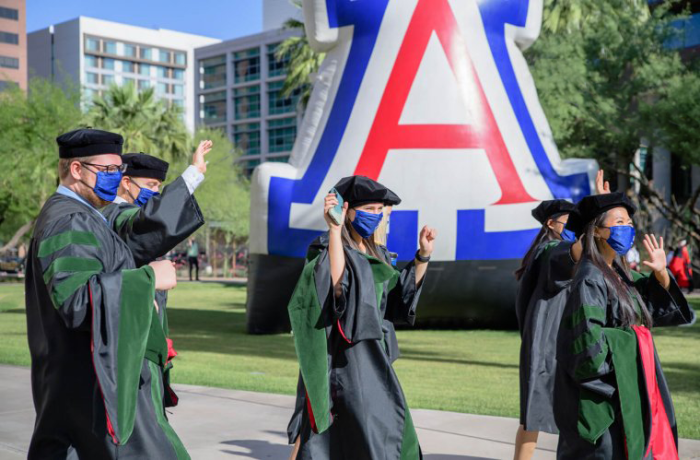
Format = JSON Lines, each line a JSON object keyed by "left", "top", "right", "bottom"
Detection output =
{"left": 340, "top": 207, "right": 391, "bottom": 265}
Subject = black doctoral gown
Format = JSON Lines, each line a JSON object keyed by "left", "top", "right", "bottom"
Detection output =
{"left": 516, "top": 240, "right": 574, "bottom": 433}
{"left": 554, "top": 257, "right": 695, "bottom": 459}
{"left": 288, "top": 233, "right": 424, "bottom": 460}
{"left": 26, "top": 180, "right": 202, "bottom": 460}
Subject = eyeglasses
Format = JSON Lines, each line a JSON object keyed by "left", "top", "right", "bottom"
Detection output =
{"left": 80, "top": 162, "right": 127, "bottom": 174}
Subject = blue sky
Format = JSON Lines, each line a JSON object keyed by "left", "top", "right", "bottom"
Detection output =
{"left": 27, "top": 0, "right": 263, "bottom": 40}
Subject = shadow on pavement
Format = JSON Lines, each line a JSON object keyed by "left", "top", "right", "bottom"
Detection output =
{"left": 220, "top": 431, "right": 291, "bottom": 458}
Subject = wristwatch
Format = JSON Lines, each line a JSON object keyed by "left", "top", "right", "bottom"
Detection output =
{"left": 415, "top": 250, "right": 431, "bottom": 263}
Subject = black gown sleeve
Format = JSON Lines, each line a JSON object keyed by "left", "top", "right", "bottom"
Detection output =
{"left": 558, "top": 277, "right": 616, "bottom": 398}
{"left": 385, "top": 259, "right": 422, "bottom": 326}
{"left": 632, "top": 270, "right": 696, "bottom": 327}
{"left": 108, "top": 176, "right": 205, "bottom": 266}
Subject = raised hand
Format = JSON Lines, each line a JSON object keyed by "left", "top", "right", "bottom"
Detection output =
{"left": 323, "top": 192, "right": 347, "bottom": 230}
{"left": 192, "top": 140, "right": 213, "bottom": 174}
{"left": 642, "top": 234, "right": 666, "bottom": 273}
{"left": 418, "top": 226, "right": 437, "bottom": 258}
{"left": 595, "top": 169, "right": 611, "bottom": 195}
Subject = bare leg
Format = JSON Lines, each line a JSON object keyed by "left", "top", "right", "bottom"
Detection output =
{"left": 514, "top": 425, "right": 539, "bottom": 460}
{"left": 289, "top": 436, "right": 301, "bottom": 460}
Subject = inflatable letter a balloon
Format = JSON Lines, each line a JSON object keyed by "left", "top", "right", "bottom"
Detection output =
{"left": 247, "top": 0, "right": 597, "bottom": 332}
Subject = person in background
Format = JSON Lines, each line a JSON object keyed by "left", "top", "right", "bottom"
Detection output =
{"left": 513, "top": 170, "right": 610, "bottom": 460}
{"left": 188, "top": 238, "right": 199, "bottom": 281}
{"left": 626, "top": 245, "right": 640, "bottom": 271}
{"left": 669, "top": 239, "right": 693, "bottom": 293}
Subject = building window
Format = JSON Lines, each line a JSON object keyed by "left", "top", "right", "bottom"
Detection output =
{"left": 174, "top": 52, "right": 186, "bottom": 65}
{"left": 268, "top": 155, "right": 290, "bottom": 163}
{"left": 268, "top": 80, "right": 299, "bottom": 115}
{"left": 124, "top": 44, "right": 137, "bottom": 58}
{"left": 200, "top": 55, "right": 226, "bottom": 89}
{"left": 0, "top": 7, "right": 19, "bottom": 20}
{"left": 173, "top": 84, "right": 184, "bottom": 96}
{"left": 122, "top": 61, "right": 135, "bottom": 73}
{"left": 267, "top": 43, "right": 289, "bottom": 77}
{"left": 156, "top": 66, "right": 168, "bottom": 79}
{"left": 102, "top": 58, "right": 115, "bottom": 70}
{"left": 159, "top": 49, "right": 171, "bottom": 63}
{"left": 83, "top": 87, "right": 96, "bottom": 101}
{"left": 140, "top": 47, "right": 152, "bottom": 60}
{"left": 172, "top": 98, "right": 184, "bottom": 108}
{"left": 103, "top": 74, "right": 115, "bottom": 86}
{"left": 234, "top": 123, "right": 261, "bottom": 156}
{"left": 85, "top": 72, "right": 99, "bottom": 84}
{"left": 140, "top": 63, "right": 151, "bottom": 76}
{"left": 138, "top": 80, "right": 151, "bottom": 91}
{"left": 0, "top": 55, "right": 19, "bottom": 69}
{"left": 234, "top": 85, "right": 260, "bottom": 120}
{"left": 85, "top": 55, "right": 98, "bottom": 68}
{"left": 104, "top": 41, "right": 117, "bottom": 54}
{"left": 123, "top": 77, "right": 135, "bottom": 87}
{"left": 156, "top": 82, "right": 167, "bottom": 95}
{"left": 233, "top": 48, "right": 260, "bottom": 83}
{"left": 0, "top": 32, "right": 19, "bottom": 45}
{"left": 201, "top": 91, "right": 227, "bottom": 124}
{"left": 267, "top": 117, "right": 296, "bottom": 153}
{"left": 173, "top": 68, "right": 185, "bottom": 81}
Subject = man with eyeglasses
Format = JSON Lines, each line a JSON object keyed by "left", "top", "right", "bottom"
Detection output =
{"left": 24, "top": 128, "right": 190, "bottom": 459}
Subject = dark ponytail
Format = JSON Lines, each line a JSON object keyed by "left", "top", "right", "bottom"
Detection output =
{"left": 579, "top": 212, "right": 653, "bottom": 328}
{"left": 514, "top": 224, "right": 562, "bottom": 281}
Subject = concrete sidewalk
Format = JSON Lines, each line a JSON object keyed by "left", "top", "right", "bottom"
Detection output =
{"left": 1, "top": 365, "right": 698, "bottom": 459}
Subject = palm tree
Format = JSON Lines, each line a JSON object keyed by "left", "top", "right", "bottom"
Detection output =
{"left": 275, "top": 0, "right": 325, "bottom": 110}
{"left": 84, "top": 82, "right": 190, "bottom": 161}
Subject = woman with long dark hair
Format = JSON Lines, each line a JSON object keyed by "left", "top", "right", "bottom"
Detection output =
{"left": 288, "top": 175, "right": 436, "bottom": 459}
{"left": 554, "top": 193, "right": 695, "bottom": 459}
{"left": 513, "top": 171, "right": 610, "bottom": 460}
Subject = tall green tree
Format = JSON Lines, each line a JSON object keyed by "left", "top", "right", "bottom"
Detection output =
{"left": 542, "top": 0, "right": 650, "bottom": 33}
{"left": 275, "top": 0, "right": 325, "bottom": 109}
{"left": 84, "top": 83, "right": 190, "bottom": 162}
{"left": 0, "top": 78, "right": 82, "bottom": 249}
{"left": 527, "top": 0, "right": 685, "bottom": 190}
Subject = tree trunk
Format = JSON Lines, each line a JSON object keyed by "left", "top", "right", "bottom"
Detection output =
{"left": 616, "top": 152, "right": 631, "bottom": 192}
{"left": 0, "top": 220, "right": 35, "bottom": 254}
{"left": 232, "top": 240, "right": 237, "bottom": 278}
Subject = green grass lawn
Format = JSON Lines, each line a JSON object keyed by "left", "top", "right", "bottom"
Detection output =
{"left": 1, "top": 282, "right": 699, "bottom": 439}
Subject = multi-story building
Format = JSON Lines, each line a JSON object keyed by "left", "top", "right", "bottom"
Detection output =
{"left": 27, "top": 16, "right": 219, "bottom": 131}
{"left": 194, "top": 28, "right": 302, "bottom": 175}
{"left": 0, "top": 0, "right": 26, "bottom": 90}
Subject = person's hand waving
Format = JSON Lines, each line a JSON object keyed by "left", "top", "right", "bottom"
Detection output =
{"left": 642, "top": 233, "right": 671, "bottom": 289}
{"left": 418, "top": 226, "right": 437, "bottom": 259}
{"left": 192, "top": 140, "right": 213, "bottom": 174}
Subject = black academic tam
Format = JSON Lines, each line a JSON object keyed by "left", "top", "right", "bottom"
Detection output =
{"left": 122, "top": 153, "right": 169, "bottom": 181}
{"left": 531, "top": 199, "right": 576, "bottom": 225}
{"left": 566, "top": 192, "right": 636, "bottom": 236}
{"left": 333, "top": 175, "right": 401, "bottom": 208}
{"left": 56, "top": 128, "right": 123, "bottom": 158}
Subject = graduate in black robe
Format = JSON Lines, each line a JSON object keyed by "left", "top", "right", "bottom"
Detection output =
{"left": 554, "top": 193, "right": 695, "bottom": 459}
{"left": 513, "top": 199, "right": 577, "bottom": 458}
{"left": 101, "top": 144, "right": 210, "bottom": 408}
{"left": 513, "top": 171, "right": 610, "bottom": 460}
{"left": 287, "top": 176, "right": 437, "bottom": 460}
{"left": 25, "top": 129, "right": 189, "bottom": 459}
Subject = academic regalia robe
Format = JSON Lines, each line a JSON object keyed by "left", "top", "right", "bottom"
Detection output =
{"left": 25, "top": 193, "right": 189, "bottom": 459}
{"left": 554, "top": 257, "right": 696, "bottom": 459}
{"left": 101, "top": 177, "right": 204, "bottom": 409}
{"left": 288, "top": 233, "right": 424, "bottom": 460}
{"left": 516, "top": 240, "right": 574, "bottom": 434}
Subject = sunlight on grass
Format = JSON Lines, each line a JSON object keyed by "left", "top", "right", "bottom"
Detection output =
{"left": 1, "top": 282, "right": 698, "bottom": 439}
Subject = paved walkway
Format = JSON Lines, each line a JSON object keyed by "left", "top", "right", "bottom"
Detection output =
{"left": 1, "top": 365, "right": 698, "bottom": 459}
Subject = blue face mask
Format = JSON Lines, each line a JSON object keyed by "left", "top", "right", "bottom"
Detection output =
{"left": 604, "top": 225, "right": 636, "bottom": 255}
{"left": 351, "top": 210, "right": 383, "bottom": 239}
{"left": 560, "top": 228, "right": 577, "bottom": 242}
{"left": 133, "top": 185, "right": 160, "bottom": 207}
{"left": 92, "top": 170, "right": 122, "bottom": 202}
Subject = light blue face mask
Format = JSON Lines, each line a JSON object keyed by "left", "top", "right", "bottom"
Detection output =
{"left": 601, "top": 225, "right": 636, "bottom": 255}
{"left": 351, "top": 210, "right": 383, "bottom": 239}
